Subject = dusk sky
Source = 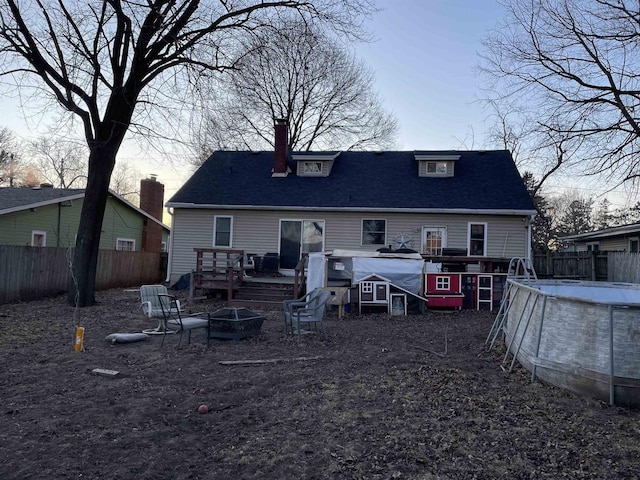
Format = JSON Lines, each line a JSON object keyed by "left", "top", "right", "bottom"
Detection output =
{"left": 357, "top": 0, "right": 505, "bottom": 151}
{"left": 2, "top": 0, "right": 634, "bottom": 211}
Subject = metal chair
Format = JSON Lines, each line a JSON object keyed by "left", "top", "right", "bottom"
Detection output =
{"left": 158, "top": 294, "right": 210, "bottom": 348}
{"left": 140, "top": 284, "right": 180, "bottom": 335}
{"left": 283, "top": 288, "right": 332, "bottom": 335}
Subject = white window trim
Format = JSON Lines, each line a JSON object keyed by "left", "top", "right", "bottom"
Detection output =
{"left": 278, "top": 218, "right": 326, "bottom": 260}
{"left": 361, "top": 219, "right": 387, "bottom": 246}
{"left": 213, "top": 215, "right": 233, "bottom": 247}
{"left": 435, "top": 276, "right": 450, "bottom": 291}
{"left": 467, "top": 222, "right": 488, "bottom": 257}
{"left": 302, "top": 161, "right": 323, "bottom": 175}
{"left": 629, "top": 238, "right": 639, "bottom": 253}
{"left": 586, "top": 241, "right": 600, "bottom": 252}
{"left": 31, "top": 230, "right": 46, "bottom": 247}
{"left": 116, "top": 237, "right": 136, "bottom": 251}
{"left": 426, "top": 161, "right": 448, "bottom": 175}
{"left": 422, "top": 226, "right": 447, "bottom": 256}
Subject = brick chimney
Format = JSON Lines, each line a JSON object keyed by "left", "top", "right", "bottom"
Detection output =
{"left": 139, "top": 175, "right": 164, "bottom": 253}
{"left": 272, "top": 118, "right": 289, "bottom": 177}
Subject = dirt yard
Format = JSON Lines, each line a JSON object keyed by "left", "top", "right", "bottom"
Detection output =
{"left": 0, "top": 288, "right": 639, "bottom": 480}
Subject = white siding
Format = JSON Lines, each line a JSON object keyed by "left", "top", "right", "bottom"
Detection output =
{"left": 169, "top": 208, "right": 530, "bottom": 282}
{"left": 575, "top": 237, "right": 633, "bottom": 252}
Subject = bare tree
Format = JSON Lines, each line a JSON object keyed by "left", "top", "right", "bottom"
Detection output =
{"left": 484, "top": 96, "right": 585, "bottom": 197}
{"left": 110, "top": 160, "right": 141, "bottom": 204}
{"left": 482, "top": 0, "right": 640, "bottom": 189}
{"left": 0, "top": 126, "right": 36, "bottom": 186}
{"left": 191, "top": 19, "right": 397, "bottom": 162}
{"left": 30, "top": 136, "right": 87, "bottom": 188}
{"left": 0, "top": 126, "right": 17, "bottom": 185}
{"left": 0, "top": 0, "right": 373, "bottom": 306}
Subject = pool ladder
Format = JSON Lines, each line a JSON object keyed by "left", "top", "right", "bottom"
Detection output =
{"left": 486, "top": 257, "right": 537, "bottom": 354}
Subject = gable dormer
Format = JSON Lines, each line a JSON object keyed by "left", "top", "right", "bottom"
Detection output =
{"left": 414, "top": 153, "right": 459, "bottom": 177}
{"left": 293, "top": 152, "right": 341, "bottom": 177}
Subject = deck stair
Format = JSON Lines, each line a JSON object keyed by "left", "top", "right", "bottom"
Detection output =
{"left": 229, "top": 279, "right": 296, "bottom": 309}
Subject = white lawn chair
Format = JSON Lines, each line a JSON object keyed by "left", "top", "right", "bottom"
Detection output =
{"left": 140, "top": 284, "right": 180, "bottom": 335}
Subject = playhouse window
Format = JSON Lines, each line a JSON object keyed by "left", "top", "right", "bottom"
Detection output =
{"left": 436, "top": 276, "right": 450, "bottom": 291}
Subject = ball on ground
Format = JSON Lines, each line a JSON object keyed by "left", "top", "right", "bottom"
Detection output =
{"left": 198, "top": 404, "right": 209, "bottom": 414}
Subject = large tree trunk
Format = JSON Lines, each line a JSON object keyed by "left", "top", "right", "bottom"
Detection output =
{"left": 67, "top": 147, "right": 118, "bottom": 307}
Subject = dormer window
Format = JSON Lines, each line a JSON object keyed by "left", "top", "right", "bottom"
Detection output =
{"left": 426, "top": 161, "right": 448, "bottom": 175}
{"left": 293, "top": 152, "right": 340, "bottom": 177}
{"left": 415, "top": 153, "right": 459, "bottom": 177}
{"left": 303, "top": 161, "right": 323, "bottom": 174}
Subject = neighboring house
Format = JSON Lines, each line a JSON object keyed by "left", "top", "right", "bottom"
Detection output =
{"left": 166, "top": 122, "right": 537, "bottom": 299}
{"left": 562, "top": 223, "right": 640, "bottom": 253}
{"left": 0, "top": 178, "right": 170, "bottom": 252}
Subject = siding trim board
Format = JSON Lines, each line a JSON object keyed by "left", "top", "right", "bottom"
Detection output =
{"left": 168, "top": 203, "right": 537, "bottom": 216}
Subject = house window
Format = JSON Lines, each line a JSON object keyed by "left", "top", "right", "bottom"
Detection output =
{"left": 586, "top": 242, "right": 600, "bottom": 252}
{"left": 436, "top": 276, "right": 450, "bottom": 291}
{"left": 426, "top": 161, "right": 448, "bottom": 175}
{"left": 362, "top": 220, "right": 386, "bottom": 246}
{"left": 116, "top": 238, "right": 135, "bottom": 251}
{"left": 213, "top": 216, "right": 233, "bottom": 247}
{"left": 422, "top": 227, "right": 446, "bottom": 256}
{"left": 303, "top": 161, "right": 323, "bottom": 174}
{"left": 630, "top": 238, "right": 639, "bottom": 253}
{"left": 31, "top": 230, "right": 46, "bottom": 247}
{"left": 468, "top": 223, "right": 487, "bottom": 256}
{"left": 161, "top": 241, "right": 167, "bottom": 253}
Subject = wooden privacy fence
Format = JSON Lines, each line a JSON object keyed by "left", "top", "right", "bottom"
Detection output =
{"left": 533, "top": 251, "right": 608, "bottom": 281}
{"left": 0, "top": 246, "right": 165, "bottom": 304}
{"left": 608, "top": 251, "right": 640, "bottom": 283}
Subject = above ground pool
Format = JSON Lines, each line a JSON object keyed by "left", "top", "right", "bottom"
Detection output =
{"left": 490, "top": 279, "right": 640, "bottom": 406}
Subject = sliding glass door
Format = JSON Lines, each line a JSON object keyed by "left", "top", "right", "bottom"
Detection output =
{"left": 279, "top": 219, "right": 325, "bottom": 269}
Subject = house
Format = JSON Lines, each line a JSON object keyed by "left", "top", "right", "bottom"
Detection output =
{"left": 563, "top": 223, "right": 640, "bottom": 253}
{"left": 0, "top": 177, "right": 170, "bottom": 252}
{"left": 166, "top": 122, "right": 537, "bottom": 309}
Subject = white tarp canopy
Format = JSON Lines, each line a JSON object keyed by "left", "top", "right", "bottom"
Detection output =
{"left": 352, "top": 257, "right": 424, "bottom": 295}
{"left": 306, "top": 251, "right": 425, "bottom": 295}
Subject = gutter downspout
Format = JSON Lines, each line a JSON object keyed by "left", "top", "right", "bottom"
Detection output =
{"left": 526, "top": 215, "right": 534, "bottom": 260}
{"left": 165, "top": 207, "right": 174, "bottom": 283}
{"left": 57, "top": 202, "right": 62, "bottom": 247}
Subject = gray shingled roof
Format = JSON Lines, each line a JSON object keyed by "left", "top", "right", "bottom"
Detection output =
{"left": 0, "top": 187, "right": 85, "bottom": 212}
{"left": 0, "top": 187, "right": 170, "bottom": 230}
{"left": 168, "top": 150, "right": 536, "bottom": 212}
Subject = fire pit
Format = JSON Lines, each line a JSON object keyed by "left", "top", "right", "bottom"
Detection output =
{"left": 208, "top": 307, "right": 265, "bottom": 340}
